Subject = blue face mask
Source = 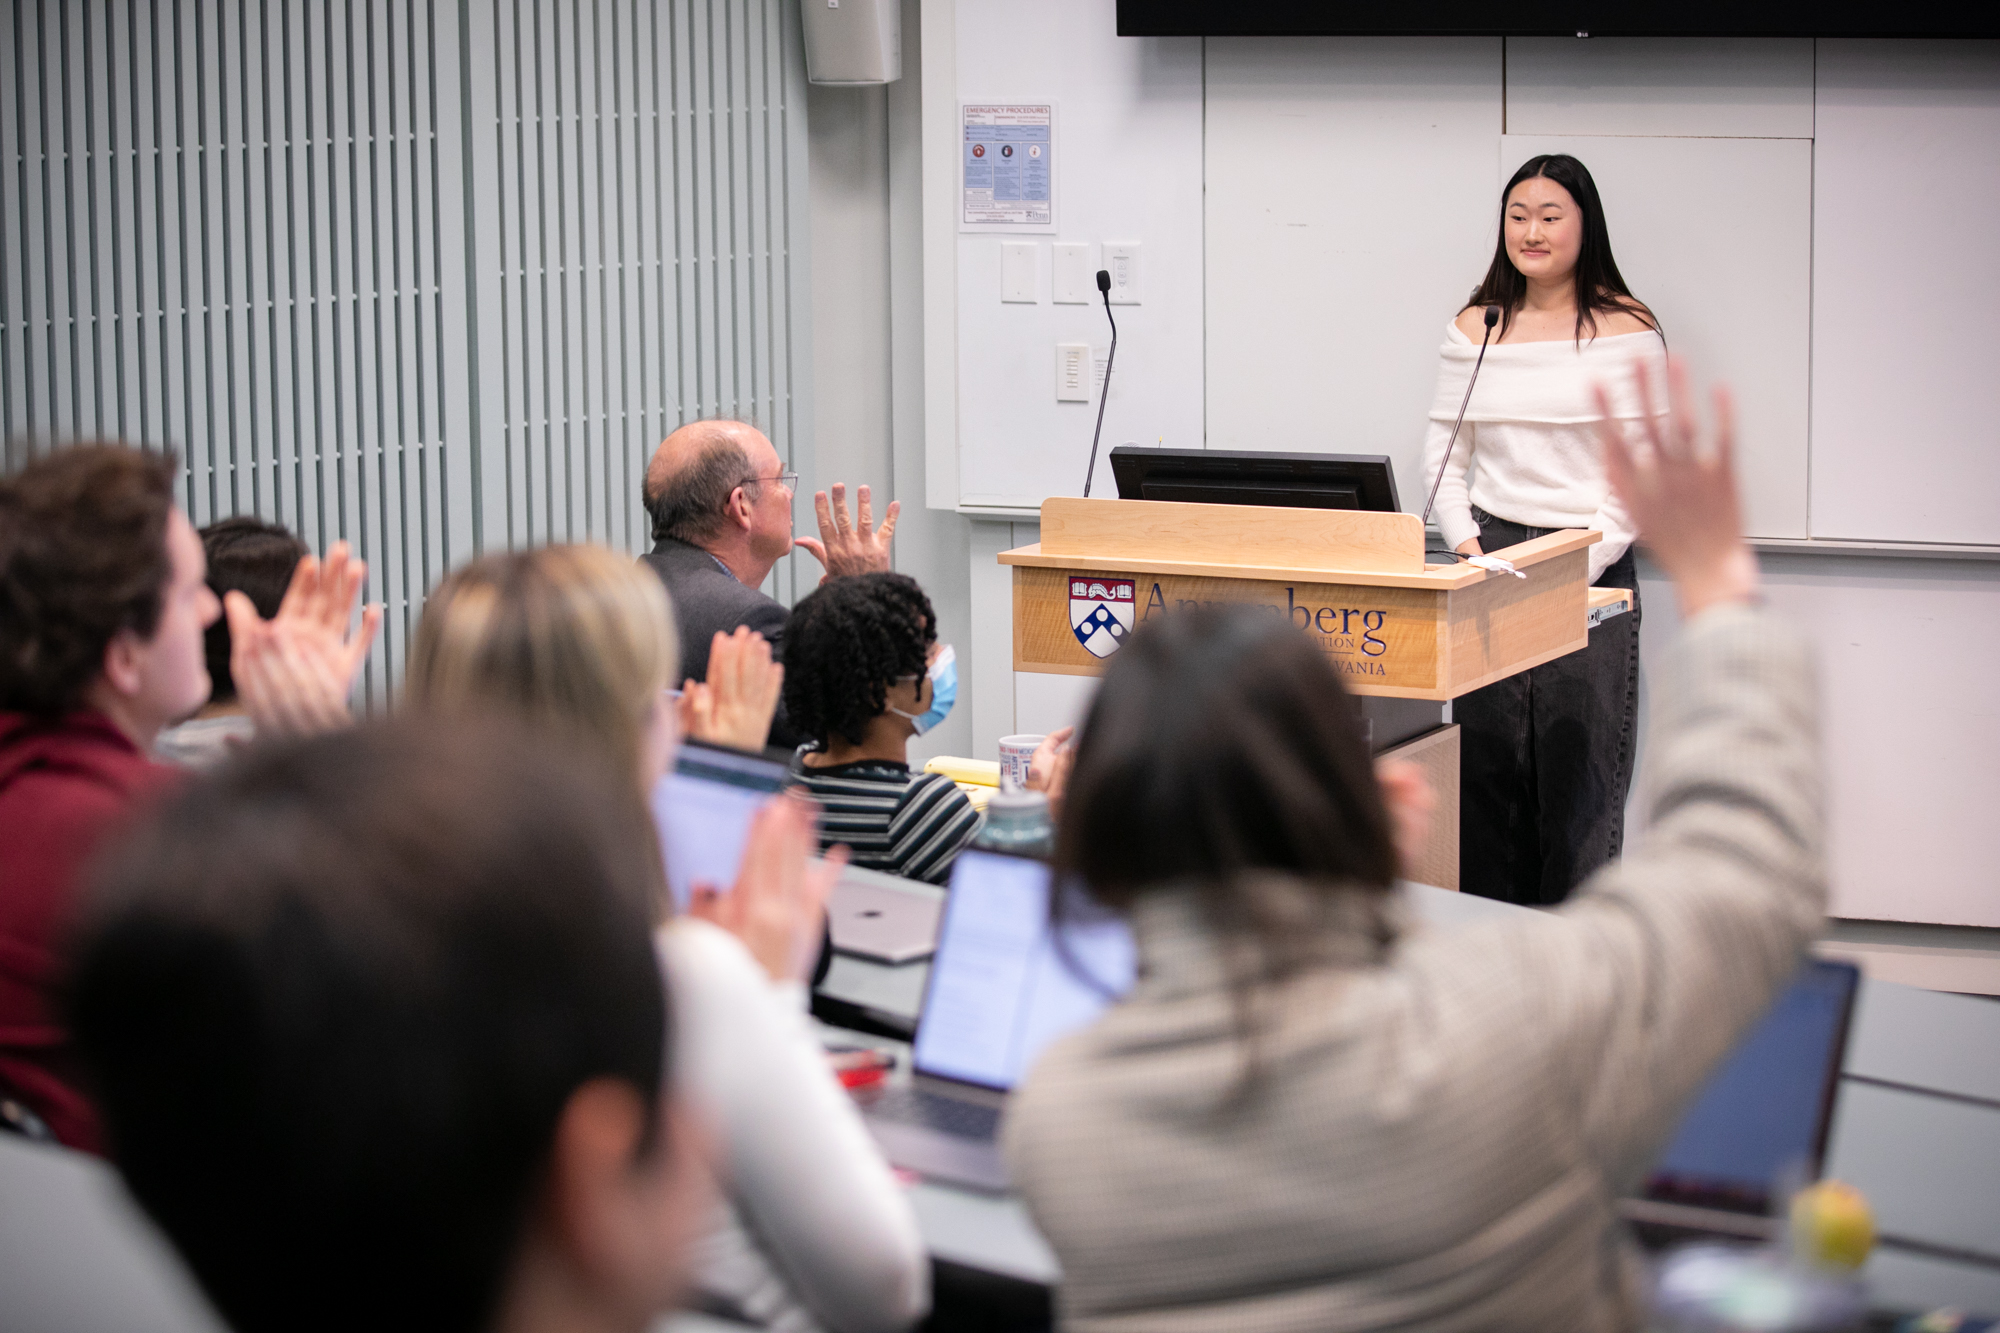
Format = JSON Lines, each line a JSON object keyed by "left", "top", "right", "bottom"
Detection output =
{"left": 890, "top": 645, "right": 957, "bottom": 736}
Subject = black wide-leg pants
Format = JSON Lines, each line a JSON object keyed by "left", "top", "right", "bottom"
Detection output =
{"left": 1455, "top": 509, "right": 1641, "bottom": 906}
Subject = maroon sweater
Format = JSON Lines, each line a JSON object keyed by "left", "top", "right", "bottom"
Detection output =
{"left": 0, "top": 711, "right": 175, "bottom": 1152}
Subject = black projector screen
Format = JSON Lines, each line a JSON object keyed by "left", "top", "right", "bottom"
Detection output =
{"left": 1117, "top": 2, "right": 2000, "bottom": 38}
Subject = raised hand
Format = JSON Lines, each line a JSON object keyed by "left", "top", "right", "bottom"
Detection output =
{"left": 677, "top": 627, "right": 783, "bottom": 753}
{"left": 792, "top": 482, "right": 899, "bottom": 580}
{"left": 687, "top": 792, "right": 845, "bottom": 984}
{"left": 1591, "top": 357, "right": 1759, "bottom": 619}
{"left": 226, "top": 541, "right": 383, "bottom": 736}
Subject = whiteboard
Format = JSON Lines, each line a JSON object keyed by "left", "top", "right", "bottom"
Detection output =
{"left": 1499, "top": 134, "right": 1813, "bottom": 539}
{"left": 1203, "top": 38, "right": 1503, "bottom": 508}
{"left": 1201, "top": 41, "right": 1814, "bottom": 540}
{"left": 1810, "top": 41, "right": 2000, "bottom": 545}
{"left": 1505, "top": 37, "right": 1815, "bottom": 139}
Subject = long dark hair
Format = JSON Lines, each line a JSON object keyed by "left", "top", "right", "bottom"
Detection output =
{"left": 1467, "top": 153, "right": 1654, "bottom": 344}
{"left": 1055, "top": 604, "right": 1397, "bottom": 972}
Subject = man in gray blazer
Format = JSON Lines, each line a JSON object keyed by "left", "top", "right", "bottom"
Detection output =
{"left": 640, "top": 420, "right": 898, "bottom": 748}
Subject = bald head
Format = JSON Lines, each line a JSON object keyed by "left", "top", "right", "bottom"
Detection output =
{"left": 642, "top": 420, "right": 776, "bottom": 545}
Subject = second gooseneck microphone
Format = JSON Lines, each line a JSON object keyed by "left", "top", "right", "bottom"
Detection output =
{"left": 1082, "top": 268, "right": 1117, "bottom": 498}
{"left": 1421, "top": 303, "right": 1502, "bottom": 531}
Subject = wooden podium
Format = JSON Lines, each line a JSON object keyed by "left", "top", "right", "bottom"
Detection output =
{"left": 998, "top": 498, "right": 1631, "bottom": 889}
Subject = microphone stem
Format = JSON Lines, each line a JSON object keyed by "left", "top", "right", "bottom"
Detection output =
{"left": 1421, "top": 324, "right": 1492, "bottom": 528}
{"left": 1083, "top": 297, "right": 1119, "bottom": 498}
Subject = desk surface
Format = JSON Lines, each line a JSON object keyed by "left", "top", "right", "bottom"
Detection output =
{"left": 822, "top": 880, "right": 2000, "bottom": 1311}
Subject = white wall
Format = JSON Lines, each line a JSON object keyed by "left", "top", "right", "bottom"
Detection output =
{"left": 808, "top": 0, "right": 977, "bottom": 767}
{"left": 1632, "top": 554, "right": 2000, "bottom": 931}
{"left": 945, "top": 5, "right": 1205, "bottom": 508}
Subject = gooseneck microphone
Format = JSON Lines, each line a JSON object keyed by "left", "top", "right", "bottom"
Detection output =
{"left": 1421, "top": 303, "right": 1502, "bottom": 535}
{"left": 1082, "top": 268, "right": 1118, "bottom": 498}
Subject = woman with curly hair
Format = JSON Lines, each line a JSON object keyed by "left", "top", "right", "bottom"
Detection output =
{"left": 783, "top": 572, "right": 980, "bottom": 885}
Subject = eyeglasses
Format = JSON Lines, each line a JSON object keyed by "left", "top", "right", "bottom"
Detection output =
{"left": 738, "top": 471, "right": 798, "bottom": 494}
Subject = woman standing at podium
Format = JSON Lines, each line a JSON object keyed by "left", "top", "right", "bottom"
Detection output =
{"left": 1421, "top": 153, "right": 1667, "bottom": 906}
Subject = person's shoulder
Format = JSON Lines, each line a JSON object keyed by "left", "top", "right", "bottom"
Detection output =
{"left": 1451, "top": 306, "right": 1488, "bottom": 342}
{"left": 641, "top": 538, "right": 729, "bottom": 585}
{"left": 1594, "top": 297, "right": 1659, "bottom": 338}
{"left": 905, "top": 768, "right": 969, "bottom": 805}
{"left": 647, "top": 541, "right": 783, "bottom": 619}
{"left": 0, "top": 713, "right": 167, "bottom": 805}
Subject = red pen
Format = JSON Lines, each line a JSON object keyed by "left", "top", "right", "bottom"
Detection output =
{"left": 826, "top": 1046, "right": 895, "bottom": 1091}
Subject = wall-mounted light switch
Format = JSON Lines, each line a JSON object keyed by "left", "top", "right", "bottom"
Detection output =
{"left": 1001, "top": 241, "right": 1039, "bottom": 303}
{"left": 1052, "top": 243, "right": 1093, "bottom": 303}
{"left": 1103, "top": 242, "right": 1141, "bottom": 304}
{"left": 1056, "top": 343, "right": 1090, "bottom": 401}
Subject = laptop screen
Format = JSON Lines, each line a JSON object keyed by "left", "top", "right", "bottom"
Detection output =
{"left": 1644, "top": 958, "right": 1860, "bottom": 1214}
{"left": 913, "top": 849, "right": 1137, "bottom": 1092}
{"left": 650, "top": 742, "right": 791, "bottom": 911}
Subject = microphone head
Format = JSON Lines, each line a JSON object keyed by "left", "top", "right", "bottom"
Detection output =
{"left": 1096, "top": 269, "right": 1111, "bottom": 294}
{"left": 1483, "top": 304, "right": 1501, "bottom": 328}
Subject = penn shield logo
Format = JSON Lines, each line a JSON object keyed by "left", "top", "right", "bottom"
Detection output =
{"left": 1069, "top": 576, "right": 1136, "bottom": 659}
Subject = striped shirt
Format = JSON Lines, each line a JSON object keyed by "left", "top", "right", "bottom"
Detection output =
{"left": 790, "top": 756, "right": 982, "bottom": 886}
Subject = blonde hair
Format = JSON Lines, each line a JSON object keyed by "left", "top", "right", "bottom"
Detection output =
{"left": 407, "top": 544, "right": 679, "bottom": 782}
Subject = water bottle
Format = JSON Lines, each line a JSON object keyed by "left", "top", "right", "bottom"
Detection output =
{"left": 972, "top": 785, "right": 1054, "bottom": 859}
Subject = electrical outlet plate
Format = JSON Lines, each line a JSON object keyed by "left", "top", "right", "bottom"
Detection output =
{"left": 1001, "top": 241, "right": 1038, "bottom": 303}
{"left": 1103, "top": 242, "right": 1141, "bottom": 304}
{"left": 1052, "top": 242, "right": 1093, "bottom": 304}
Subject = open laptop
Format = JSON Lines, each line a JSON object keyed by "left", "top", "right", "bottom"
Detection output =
{"left": 1623, "top": 958, "right": 1862, "bottom": 1243}
{"left": 859, "top": 848, "right": 1136, "bottom": 1192}
{"left": 649, "top": 741, "right": 791, "bottom": 911}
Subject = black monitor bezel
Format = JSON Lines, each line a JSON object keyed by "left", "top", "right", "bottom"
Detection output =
{"left": 1108, "top": 445, "right": 1402, "bottom": 514}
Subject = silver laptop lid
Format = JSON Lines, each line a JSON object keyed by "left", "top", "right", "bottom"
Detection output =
{"left": 828, "top": 867, "right": 945, "bottom": 964}
{"left": 911, "top": 848, "right": 1136, "bottom": 1092}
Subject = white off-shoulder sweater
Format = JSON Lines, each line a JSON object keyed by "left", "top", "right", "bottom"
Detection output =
{"left": 1420, "top": 321, "right": 1667, "bottom": 583}
{"left": 659, "top": 919, "right": 929, "bottom": 1333}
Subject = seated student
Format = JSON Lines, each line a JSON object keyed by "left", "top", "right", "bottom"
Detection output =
{"left": 407, "top": 544, "right": 928, "bottom": 1333}
{"left": 0, "top": 444, "right": 375, "bottom": 1151}
{"left": 783, "top": 573, "right": 980, "bottom": 886}
{"left": 66, "top": 720, "right": 707, "bottom": 1333}
{"left": 1004, "top": 361, "right": 1824, "bottom": 1332}
{"left": 154, "top": 516, "right": 310, "bottom": 767}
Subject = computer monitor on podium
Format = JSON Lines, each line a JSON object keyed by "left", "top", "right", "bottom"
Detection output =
{"left": 1109, "top": 445, "right": 1400, "bottom": 513}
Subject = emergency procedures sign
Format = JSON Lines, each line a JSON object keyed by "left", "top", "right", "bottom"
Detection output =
{"left": 962, "top": 104, "right": 1053, "bottom": 228}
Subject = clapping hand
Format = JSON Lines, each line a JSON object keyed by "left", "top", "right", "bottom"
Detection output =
{"left": 1024, "top": 725, "right": 1077, "bottom": 812}
{"left": 1592, "top": 357, "right": 1759, "bottom": 619}
{"left": 1375, "top": 757, "right": 1436, "bottom": 882}
{"left": 678, "top": 627, "right": 783, "bottom": 753}
{"left": 687, "top": 792, "right": 846, "bottom": 984}
{"left": 793, "top": 482, "right": 899, "bottom": 580}
{"left": 226, "top": 541, "right": 383, "bottom": 737}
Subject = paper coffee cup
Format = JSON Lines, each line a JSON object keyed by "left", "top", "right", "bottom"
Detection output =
{"left": 998, "top": 734, "right": 1045, "bottom": 791}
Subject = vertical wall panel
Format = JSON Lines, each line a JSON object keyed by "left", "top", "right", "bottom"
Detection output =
{"left": 2, "top": 0, "right": 811, "bottom": 708}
